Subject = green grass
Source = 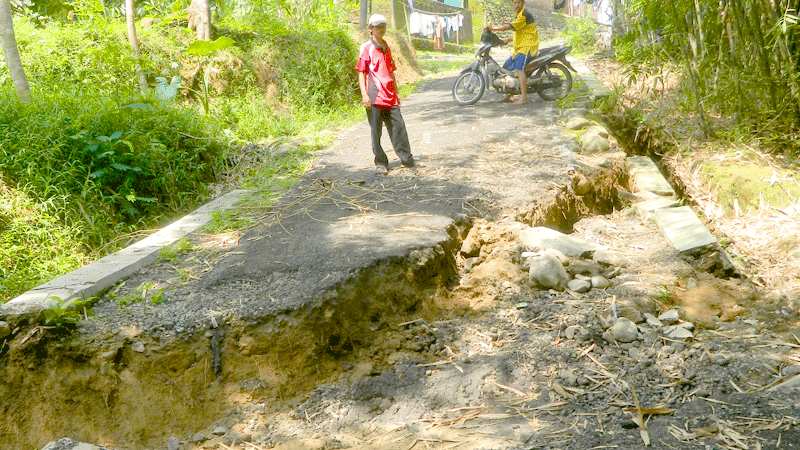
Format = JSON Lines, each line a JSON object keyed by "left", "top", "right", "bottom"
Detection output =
{"left": 0, "top": 13, "right": 366, "bottom": 302}
{"left": 700, "top": 159, "right": 800, "bottom": 216}
{"left": 158, "top": 238, "right": 195, "bottom": 263}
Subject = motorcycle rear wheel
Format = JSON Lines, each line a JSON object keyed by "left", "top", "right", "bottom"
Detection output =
{"left": 535, "top": 63, "right": 572, "bottom": 101}
{"left": 452, "top": 71, "right": 486, "bottom": 106}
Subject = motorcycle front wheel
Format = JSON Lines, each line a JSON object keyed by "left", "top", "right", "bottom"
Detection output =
{"left": 452, "top": 71, "right": 486, "bottom": 106}
{"left": 535, "top": 63, "right": 573, "bottom": 101}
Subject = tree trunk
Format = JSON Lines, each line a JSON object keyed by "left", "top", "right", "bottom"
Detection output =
{"left": 188, "top": 0, "right": 211, "bottom": 40}
{"left": 0, "top": 0, "right": 31, "bottom": 103}
{"left": 125, "top": 0, "right": 148, "bottom": 93}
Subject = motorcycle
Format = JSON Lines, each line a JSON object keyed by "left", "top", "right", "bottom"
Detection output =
{"left": 452, "top": 29, "right": 577, "bottom": 106}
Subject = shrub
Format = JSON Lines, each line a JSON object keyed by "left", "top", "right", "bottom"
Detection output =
{"left": 0, "top": 90, "right": 226, "bottom": 247}
{"left": 562, "top": 16, "right": 599, "bottom": 55}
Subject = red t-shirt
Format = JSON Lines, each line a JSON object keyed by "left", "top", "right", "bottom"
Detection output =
{"left": 355, "top": 40, "right": 400, "bottom": 108}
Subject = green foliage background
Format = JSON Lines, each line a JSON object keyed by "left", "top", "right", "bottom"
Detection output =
{"left": 0, "top": 1, "right": 360, "bottom": 301}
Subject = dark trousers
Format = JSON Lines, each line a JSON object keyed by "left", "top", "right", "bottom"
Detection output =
{"left": 367, "top": 106, "right": 413, "bottom": 167}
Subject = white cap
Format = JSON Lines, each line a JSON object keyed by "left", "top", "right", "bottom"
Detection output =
{"left": 368, "top": 14, "right": 387, "bottom": 27}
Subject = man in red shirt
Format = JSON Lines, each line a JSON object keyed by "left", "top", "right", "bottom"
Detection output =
{"left": 356, "top": 14, "right": 415, "bottom": 175}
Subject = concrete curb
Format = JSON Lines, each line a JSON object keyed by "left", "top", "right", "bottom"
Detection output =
{"left": 569, "top": 57, "right": 612, "bottom": 100}
{"left": 0, "top": 189, "right": 252, "bottom": 321}
{"left": 626, "top": 156, "right": 717, "bottom": 253}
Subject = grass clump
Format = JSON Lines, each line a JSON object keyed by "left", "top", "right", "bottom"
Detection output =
{"left": 700, "top": 160, "right": 800, "bottom": 216}
{"left": 561, "top": 16, "right": 599, "bottom": 55}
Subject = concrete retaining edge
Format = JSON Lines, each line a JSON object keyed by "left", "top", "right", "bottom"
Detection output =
{"left": 0, "top": 189, "right": 252, "bottom": 321}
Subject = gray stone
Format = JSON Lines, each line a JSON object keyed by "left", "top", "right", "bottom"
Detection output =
{"left": 611, "top": 318, "right": 639, "bottom": 343}
{"left": 664, "top": 325, "right": 693, "bottom": 340}
{"left": 212, "top": 425, "right": 228, "bottom": 436}
{"left": 643, "top": 313, "right": 662, "bottom": 327}
{"left": 652, "top": 206, "right": 717, "bottom": 253}
{"left": 528, "top": 254, "right": 569, "bottom": 291}
{"left": 167, "top": 436, "right": 180, "bottom": 450}
{"left": 0, "top": 320, "right": 10, "bottom": 339}
{"left": 40, "top": 439, "right": 107, "bottom": 450}
{"left": 574, "top": 274, "right": 591, "bottom": 281}
{"left": 584, "top": 125, "right": 609, "bottom": 138}
{"left": 627, "top": 156, "right": 675, "bottom": 196}
{"left": 558, "top": 368, "right": 579, "bottom": 386}
{"left": 566, "top": 117, "right": 592, "bottom": 130}
{"left": 783, "top": 365, "right": 800, "bottom": 377}
{"left": 542, "top": 248, "right": 569, "bottom": 264}
{"left": 677, "top": 321, "right": 695, "bottom": 331}
{"left": 658, "top": 309, "right": 680, "bottom": 325}
{"left": 579, "top": 131, "right": 610, "bottom": 154}
{"left": 223, "top": 431, "right": 251, "bottom": 445}
{"left": 190, "top": 432, "right": 206, "bottom": 443}
{"left": 591, "top": 275, "right": 611, "bottom": 289}
{"left": 131, "top": 341, "right": 145, "bottom": 353}
{"left": 567, "top": 279, "right": 592, "bottom": 293}
{"left": 518, "top": 226, "right": 596, "bottom": 257}
{"left": 593, "top": 249, "right": 629, "bottom": 267}
{"left": 567, "top": 259, "right": 604, "bottom": 276}
{"left": 565, "top": 325, "right": 585, "bottom": 340}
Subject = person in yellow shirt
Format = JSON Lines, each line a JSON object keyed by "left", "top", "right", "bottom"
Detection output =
{"left": 488, "top": 0, "right": 540, "bottom": 104}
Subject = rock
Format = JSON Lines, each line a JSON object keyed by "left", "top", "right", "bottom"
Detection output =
{"left": 610, "top": 318, "right": 639, "bottom": 343}
{"left": 567, "top": 279, "right": 592, "bottom": 293}
{"left": 463, "top": 257, "right": 480, "bottom": 272}
{"left": 515, "top": 302, "right": 529, "bottom": 309}
{"left": 619, "top": 306, "right": 644, "bottom": 324}
{"left": 664, "top": 325, "right": 693, "bottom": 340}
{"left": 644, "top": 313, "right": 662, "bottom": 327}
{"left": 460, "top": 227, "right": 482, "bottom": 257}
{"left": 579, "top": 130, "right": 611, "bottom": 154}
{"left": 567, "top": 259, "right": 603, "bottom": 276}
{"left": 628, "top": 348, "right": 642, "bottom": 360}
{"left": 558, "top": 368, "right": 579, "bottom": 387}
{"left": 40, "top": 438, "right": 107, "bottom": 450}
{"left": 212, "top": 425, "right": 228, "bottom": 436}
{"left": 542, "top": 248, "right": 569, "bottom": 264}
{"left": 565, "top": 325, "right": 585, "bottom": 340}
{"left": 593, "top": 249, "right": 629, "bottom": 267}
{"left": 566, "top": 117, "right": 592, "bottom": 130}
{"left": 603, "top": 267, "right": 623, "bottom": 279}
{"left": 575, "top": 274, "right": 591, "bottom": 281}
{"left": 0, "top": 320, "right": 10, "bottom": 339}
{"left": 528, "top": 254, "right": 569, "bottom": 291}
{"left": 782, "top": 365, "right": 800, "bottom": 377}
{"left": 223, "top": 431, "right": 250, "bottom": 445}
{"left": 131, "top": 341, "right": 145, "bottom": 353}
{"left": 677, "top": 321, "right": 695, "bottom": 331}
{"left": 658, "top": 309, "right": 680, "bottom": 325}
{"left": 584, "top": 125, "right": 610, "bottom": 138}
{"left": 167, "top": 436, "right": 180, "bottom": 450}
{"left": 591, "top": 276, "right": 611, "bottom": 289}
{"left": 518, "top": 226, "right": 596, "bottom": 257}
{"left": 190, "top": 432, "right": 206, "bottom": 443}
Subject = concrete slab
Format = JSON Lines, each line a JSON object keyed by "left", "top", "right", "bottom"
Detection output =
{"left": 627, "top": 156, "right": 675, "bottom": 196}
{"left": 0, "top": 189, "right": 251, "bottom": 319}
{"left": 634, "top": 196, "right": 681, "bottom": 221}
{"left": 569, "top": 57, "right": 612, "bottom": 99}
{"left": 652, "top": 206, "right": 717, "bottom": 253}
